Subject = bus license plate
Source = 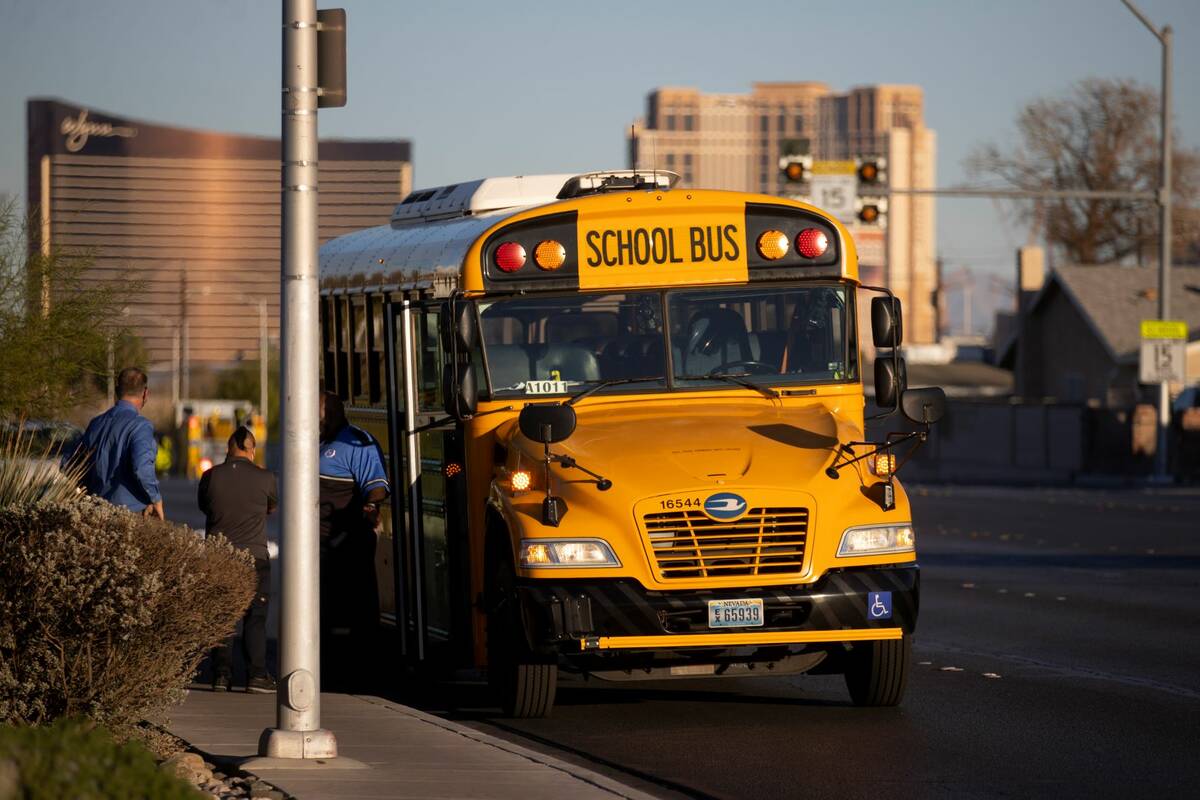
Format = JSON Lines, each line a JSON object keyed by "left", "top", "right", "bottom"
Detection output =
{"left": 707, "top": 598, "right": 764, "bottom": 628}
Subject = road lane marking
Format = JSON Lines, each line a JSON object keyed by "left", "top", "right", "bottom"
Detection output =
{"left": 918, "top": 640, "right": 1200, "bottom": 701}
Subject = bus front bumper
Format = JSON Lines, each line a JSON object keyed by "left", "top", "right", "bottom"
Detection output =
{"left": 517, "top": 565, "right": 918, "bottom": 654}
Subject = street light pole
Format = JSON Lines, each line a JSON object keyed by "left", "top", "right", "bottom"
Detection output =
{"left": 257, "top": 0, "right": 336, "bottom": 760}
{"left": 1122, "top": 0, "right": 1174, "bottom": 481}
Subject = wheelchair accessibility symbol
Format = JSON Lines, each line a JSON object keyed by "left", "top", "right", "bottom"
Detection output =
{"left": 868, "top": 591, "right": 893, "bottom": 620}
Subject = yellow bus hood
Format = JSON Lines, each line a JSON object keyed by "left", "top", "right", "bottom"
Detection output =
{"left": 511, "top": 397, "right": 857, "bottom": 494}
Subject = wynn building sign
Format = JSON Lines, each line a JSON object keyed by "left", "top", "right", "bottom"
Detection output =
{"left": 59, "top": 109, "right": 138, "bottom": 153}
{"left": 27, "top": 98, "right": 412, "bottom": 377}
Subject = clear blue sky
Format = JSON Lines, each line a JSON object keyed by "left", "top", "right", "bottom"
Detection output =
{"left": 2, "top": 0, "right": 1197, "bottom": 334}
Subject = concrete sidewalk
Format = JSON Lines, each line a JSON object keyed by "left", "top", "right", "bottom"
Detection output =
{"left": 168, "top": 689, "right": 660, "bottom": 800}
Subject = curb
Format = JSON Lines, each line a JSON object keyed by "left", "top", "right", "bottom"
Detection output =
{"left": 352, "top": 695, "right": 665, "bottom": 800}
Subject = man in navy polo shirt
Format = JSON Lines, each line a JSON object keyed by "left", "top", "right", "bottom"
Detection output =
{"left": 64, "top": 367, "right": 164, "bottom": 519}
{"left": 318, "top": 391, "right": 389, "bottom": 684}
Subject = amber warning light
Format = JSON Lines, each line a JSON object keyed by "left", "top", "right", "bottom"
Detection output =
{"left": 757, "top": 230, "right": 789, "bottom": 260}
{"left": 534, "top": 240, "right": 566, "bottom": 270}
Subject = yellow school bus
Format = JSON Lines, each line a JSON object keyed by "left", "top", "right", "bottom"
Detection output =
{"left": 319, "top": 171, "right": 945, "bottom": 717}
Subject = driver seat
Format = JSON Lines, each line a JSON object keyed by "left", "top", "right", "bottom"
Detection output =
{"left": 683, "top": 308, "right": 753, "bottom": 375}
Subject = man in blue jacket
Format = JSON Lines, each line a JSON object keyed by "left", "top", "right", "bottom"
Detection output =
{"left": 64, "top": 367, "right": 164, "bottom": 518}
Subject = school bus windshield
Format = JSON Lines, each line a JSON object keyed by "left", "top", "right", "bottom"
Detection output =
{"left": 478, "top": 283, "right": 856, "bottom": 397}
{"left": 669, "top": 283, "right": 856, "bottom": 386}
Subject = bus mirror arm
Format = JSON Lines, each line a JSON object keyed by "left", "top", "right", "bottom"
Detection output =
{"left": 549, "top": 453, "right": 613, "bottom": 491}
{"left": 824, "top": 430, "right": 927, "bottom": 480}
{"left": 538, "top": 432, "right": 569, "bottom": 527}
{"left": 416, "top": 405, "right": 514, "bottom": 433}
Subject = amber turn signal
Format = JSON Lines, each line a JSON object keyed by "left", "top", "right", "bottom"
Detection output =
{"left": 870, "top": 453, "right": 896, "bottom": 477}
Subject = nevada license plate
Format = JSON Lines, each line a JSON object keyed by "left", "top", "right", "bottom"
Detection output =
{"left": 707, "top": 598, "right": 764, "bottom": 628}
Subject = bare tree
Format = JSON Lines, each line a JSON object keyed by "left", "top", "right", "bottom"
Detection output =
{"left": 969, "top": 78, "right": 1200, "bottom": 265}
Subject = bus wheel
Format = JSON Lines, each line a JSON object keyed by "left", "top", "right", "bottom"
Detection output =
{"left": 843, "top": 634, "right": 910, "bottom": 707}
{"left": 487, "top": 555, "right": 557, "bottom": 718}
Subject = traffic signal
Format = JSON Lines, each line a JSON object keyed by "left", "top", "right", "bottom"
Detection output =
{"left": 779, "top": 154, "right": 812, "bottom": 184}
{"left": 856, "top": 197, "right": 888, "bottom": 226}
{"left": 855, "top": 157, "right": 887, "bottom": 226}
{"left": 856, "top": 157, "right": 886, "bottom": 185}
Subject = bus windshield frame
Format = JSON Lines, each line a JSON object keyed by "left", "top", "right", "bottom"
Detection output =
{"left": 476, "top": 281, "right": 858, "bottom": 400}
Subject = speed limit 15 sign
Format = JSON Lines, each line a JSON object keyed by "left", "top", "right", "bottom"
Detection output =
{"left": 1139, "top": 319, "right": 1188, "bottom": 384}
{"left": 810, "top": 173, "right": 857, "bottom": 223}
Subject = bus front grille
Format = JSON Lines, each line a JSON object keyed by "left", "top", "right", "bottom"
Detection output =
{"left": 641, "top": 507, "right": 809, "bottom": 579}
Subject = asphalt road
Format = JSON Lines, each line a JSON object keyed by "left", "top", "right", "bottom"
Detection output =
{"left": 164, "top": 478, "right": 1200, "bottom": 798}
{"left": 421, "top": 485, "right": 1200, "bottom": 800}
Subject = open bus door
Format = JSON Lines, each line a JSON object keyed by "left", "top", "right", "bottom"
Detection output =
{"left": 386, "top": 297, "right": 472, "bottom": 667}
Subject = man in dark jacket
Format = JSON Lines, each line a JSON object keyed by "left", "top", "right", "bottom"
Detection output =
{"left": 198, "top": 427, "right": 278, "bottom": 693}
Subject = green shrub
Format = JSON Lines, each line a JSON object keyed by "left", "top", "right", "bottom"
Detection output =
{"left": 0, "top": 718, "right": 200, "bottom": 800}
{"left": 0, "top": 497, "right": 254, "bottom": 737}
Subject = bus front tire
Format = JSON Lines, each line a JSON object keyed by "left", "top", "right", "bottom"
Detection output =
{"left": 487, "top": 554, "right": 557, "bottom": 718}
{"left": 843, "top": 634, "right": 911, "bottom": 707}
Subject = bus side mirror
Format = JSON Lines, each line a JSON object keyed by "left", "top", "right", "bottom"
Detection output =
{"left": 874, "top": 356, "right": 907, "bottom": 409}
{"left": 442, "top": 364, "right": 477, "bottom": 421}
{"left": 440, "top": 297, "right": 479, "bottom": 422}
{"left": 871, "top": 296, "right": 903, "bottom": 349}
{"left": 440, "top": 298, "right": 478, "bottom": 352}
{"left": 902, "top": 387, "right": 946, "bottom": 425}
{"left": 519, "top": 402, "right": 576, "bottom": 444}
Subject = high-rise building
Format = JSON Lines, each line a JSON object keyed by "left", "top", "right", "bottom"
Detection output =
{"left": 27, "top": 98, "right": 412, "bottom": 408}
{"left": 629, "top": 83, "right": 937, "bottom": 343}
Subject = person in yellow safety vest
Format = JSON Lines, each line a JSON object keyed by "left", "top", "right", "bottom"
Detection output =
{"left": 155, "top": 435, "right": 174, "bottom": 476}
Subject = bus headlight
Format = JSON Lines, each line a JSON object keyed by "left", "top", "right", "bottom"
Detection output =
{"left": 519, "top": 538, "right": 620, "bottom": 568}
{"left": 837, "top": 524, "right": 915, "bottom": 557}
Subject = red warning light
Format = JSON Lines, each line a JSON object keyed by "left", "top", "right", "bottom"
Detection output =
{"left": 796, "top": 229, "right": 829, "bottom": 259}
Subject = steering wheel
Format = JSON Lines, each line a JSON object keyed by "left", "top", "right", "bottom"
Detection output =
{"left": 708, "top": 361, "right": 775, "bottom": 376}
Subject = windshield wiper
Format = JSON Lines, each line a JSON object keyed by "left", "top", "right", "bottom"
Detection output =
{"left": 677, "top": 372, "right": 779, "bottom": 399}
{"left": 566, "top": 376, "right": 663, "bottom": 406}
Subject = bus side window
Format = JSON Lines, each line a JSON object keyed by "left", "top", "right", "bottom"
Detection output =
{"left": 414, "top": 308, "right": 443, "bottom": 412}
{"left": 335, "top": 297, "right": 350, "bottom": 400}
{"left": 321, "top": 296, "right": 335, "bottom": 391}
{"left": 369, "top": 296, "right": 384, "bottom": 405}
{"left": 351, "top": 295, "right": 368, "bottom": 403}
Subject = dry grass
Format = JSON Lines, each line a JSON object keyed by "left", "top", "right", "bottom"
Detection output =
{"left": 0, "top": 423, "right": 86, "bottom": 507}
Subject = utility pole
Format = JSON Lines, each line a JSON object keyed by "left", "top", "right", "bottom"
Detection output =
{"left": 256, "top": 1, "right": 348, "bottom": 763}
{"left": 259, "top": 299, "right": 269, "bottom": 435}
{"left": 171, "top": 327, "right": 181, "bottom": 408}
{"left": 1122, "top": 0, "right": 1173, "bottom": 481}
{"left": 106, "top": 336, "right": 115, "bottom": 407}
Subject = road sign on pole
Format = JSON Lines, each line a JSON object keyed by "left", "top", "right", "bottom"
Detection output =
{"left": 809, "top": 160, "right": 857, "bottom": 223}
{"left": 1139, "top": 320, "right": 1187, "bottom": 385}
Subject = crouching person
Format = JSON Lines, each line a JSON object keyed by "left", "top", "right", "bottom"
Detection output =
{"left": 198, "top": 426, "right": 278, "bottom": 693}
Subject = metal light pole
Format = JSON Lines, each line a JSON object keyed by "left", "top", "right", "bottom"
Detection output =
{"left": 258, "top": 0, "right": 336, "bottom": 760}
{"left": 1122, "top": 0, "right": 1173, "bottom": 480}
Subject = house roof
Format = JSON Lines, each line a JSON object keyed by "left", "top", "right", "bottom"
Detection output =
{"left": 1000, "top": 264, "right": 1200, "bottom": 365}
